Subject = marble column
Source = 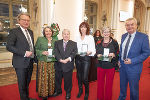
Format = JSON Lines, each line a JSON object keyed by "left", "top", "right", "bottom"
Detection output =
{"left": 111, "top": 0, "right": 119, "bottom": 39}
{"left": 40, "top": 0, "right": 85, "bottom": 40}
{"left": 40, "top": 0, "right": 52, "bottom": 27}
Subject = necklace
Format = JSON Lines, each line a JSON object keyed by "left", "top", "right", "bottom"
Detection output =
{"left": 102, "top": 38, "right": 111, "bottom": 47}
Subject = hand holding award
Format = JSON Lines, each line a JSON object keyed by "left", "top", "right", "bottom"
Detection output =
{"left": 98, "top": 48, "right": 112, "bottom": 62}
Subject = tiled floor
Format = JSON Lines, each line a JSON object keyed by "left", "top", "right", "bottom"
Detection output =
{"left": 0, "top": 65, "right": 37, "bottom": 86}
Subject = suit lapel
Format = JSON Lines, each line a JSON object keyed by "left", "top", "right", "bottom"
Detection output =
{"left": 65, "top": 40, "right": 71, "bottom": 53}
{"left": 120, "top": 33, "right": 128, "bottom": 54}
{"left": 128, "top": 32, "right": 138, "bottom": 56}
{"left": 27, "top": 29, "right": 34, "bottom": 44}
{"left": 18, "top": 27, "right": 29, "bottom": 45}
{"left": 60, "top": 40, "right": 64, "bottom": 53}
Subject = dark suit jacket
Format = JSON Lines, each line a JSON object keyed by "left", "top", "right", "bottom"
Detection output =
{"left": 119, "top": 31, "right": 150, "bottom": 73}
{"left": 54, "top": 39, "right": 77, "bottom": 72}
{"left": 6, "top": 27, "right": 36, "bottom": 68}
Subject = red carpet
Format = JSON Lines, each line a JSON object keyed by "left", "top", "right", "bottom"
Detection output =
{"left": 0, "top": 57, "right": 150, "bottom": 100}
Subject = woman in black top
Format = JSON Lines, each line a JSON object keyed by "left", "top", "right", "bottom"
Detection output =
{"left": 93, "top": 30, "right": 103, "bottom": 44}
{"left": 96, "top": 26, "right": 119, "bottom": 100}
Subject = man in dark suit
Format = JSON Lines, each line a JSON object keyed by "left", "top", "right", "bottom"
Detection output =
{"left": 6, "top": 13, "right": 37, "bottom": 100}
{"left": 118, "top": 18, "right": 150, "bottom": 100}
{"left": 54, "top": 29, "right": 77, "bottom": 100}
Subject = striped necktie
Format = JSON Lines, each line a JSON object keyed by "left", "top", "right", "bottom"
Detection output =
{"left": 123, "top": 34, "right": 131, "bottom": 60}
{"left": 64, "top": 42, "right": 67, "bottom": 51}
{"left": 25, "top": 30, "right": 34, "bottom": 58}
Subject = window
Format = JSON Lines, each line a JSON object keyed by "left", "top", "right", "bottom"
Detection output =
{"left": 85, "top": 1, "right": 97, "bottom": 34}
{"left": 0, "top": 0, "right": 29, "bottom": 47}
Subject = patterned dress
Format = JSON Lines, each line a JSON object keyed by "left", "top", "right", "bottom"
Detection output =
{"left": 35, "top": 37, "right": 56, "bottom": 98}
{"left": 37, "top": 61, "right": 55, "bottom": 97}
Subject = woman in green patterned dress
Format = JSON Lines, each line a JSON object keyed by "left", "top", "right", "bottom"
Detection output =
{"left": 35, "top": 26, "right": 57, "bottom": 100}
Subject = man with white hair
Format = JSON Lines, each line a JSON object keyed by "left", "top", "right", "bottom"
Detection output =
{"left": 54, "top": 29, "right": 77, "bottom": 100}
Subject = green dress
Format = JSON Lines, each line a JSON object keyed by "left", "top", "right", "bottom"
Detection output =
{"left": 35, "top": 37, "right": 56, "bottom": 98}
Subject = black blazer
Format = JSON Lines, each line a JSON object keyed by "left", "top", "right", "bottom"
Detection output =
{"left": 95, "top": 39, "right": 119, "bottom": 69}
{"left": 6, "top": 27, "right": 36, "bottom": 68}
{"left": 54, "top": 39, "right": 77, "bottom": 72}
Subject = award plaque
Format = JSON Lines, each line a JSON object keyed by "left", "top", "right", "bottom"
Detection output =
{"left": 78, "top": 44, "right": 88, "bottom": 56}
{"left": 48, "top": 48, "right": 53, "bottom": 56}
{"left": 97, "top": 48, "right": 112, "bottom": 62}
{"left": 98, "top": 55, "right": 112, "bottom": 62}
{"left": 47, "top": 47, "right": 56, "bottom": 62}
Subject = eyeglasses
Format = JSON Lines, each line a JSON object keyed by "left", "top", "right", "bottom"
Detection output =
{"left": 103, "top": 31, "right": 110, "bottom": 33}
{"left": 20, "top": 19, "right": 30, "bottom": 22}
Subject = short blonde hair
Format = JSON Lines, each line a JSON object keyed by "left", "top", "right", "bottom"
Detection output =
{"left": 17, "top": 12, "right": 30, "bottom": 21}
{"left": 125, "top": 17, "right": 137, "bottom": 25}
{"left": 102, "top": 26, "right": 111, "bottom": 33}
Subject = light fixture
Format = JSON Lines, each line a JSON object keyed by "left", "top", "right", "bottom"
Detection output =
{"left": 84, "top": 14, "right": 88, "bottom": 21}
{"left": 19, "top": 4, "right": 27, "bottom": 12}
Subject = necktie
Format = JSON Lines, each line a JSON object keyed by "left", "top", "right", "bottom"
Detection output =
{"left": 123, "top": 34, "right": 131, "bottom": 60}
{"left": 64, "top": 42, "right": 67, "bottom": 51}
{"left": 25, "top": 30, "right": 34, "bottom": 57}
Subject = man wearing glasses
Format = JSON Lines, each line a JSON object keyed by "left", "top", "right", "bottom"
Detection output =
{"left": 6, "top": 13, "right": 37, "bottom": 100}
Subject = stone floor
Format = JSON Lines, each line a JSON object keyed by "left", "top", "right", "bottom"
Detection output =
{"left": 0, "top": 64, "right": 37, "bottom": 86}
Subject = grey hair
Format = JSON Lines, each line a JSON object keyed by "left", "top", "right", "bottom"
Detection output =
{"left": 102, "top": 26, "right": 111, "bottom": 33}
{"left": 17, "top": 12, "right": 30, "bottom": 21}
{"left": 125, "top": 17, "right": 137, "bottom": 25}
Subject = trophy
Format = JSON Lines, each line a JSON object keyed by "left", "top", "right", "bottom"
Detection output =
{"left": 47, "top": 45, "right": 56, "bottom": 62}
{"left": 48, "top": 48, "right": 53, "bottom": 57}
{"left": 98, "top": 48, "right": 112, "bottom": 62}
{"left": 78, "top": 44, "right": 88, "bottom": 56}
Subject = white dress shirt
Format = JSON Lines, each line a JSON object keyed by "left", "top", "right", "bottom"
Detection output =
{"left": 121, "top": 32, "right": 136, "bottom": 60}
{"left": 20, "top": 26, "right": 34, "bottom": 57}
{"left": 63, "top": 40, "right": 71, "bottom": 61}
{"left": 20, "top": 26, "right": 34, "bottom": 48}
{"left": 76, "top": 35, "right": 96, "bottom": 56}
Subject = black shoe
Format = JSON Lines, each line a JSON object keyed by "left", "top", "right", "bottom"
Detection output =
{"left": 77, "top": 89, "right": 83, "bottom": 98}
{"left": 29, "top": 98, "right": 37, "bottom": 100}
{"left": 66, "top": 93, "right": 71, "bottom": 100}
{"left": 53, "top": 91, "right": 62, "bottom": 97}
{"left": 42, "top": 97, "right": 47, "bottom": 100}
{"left": 84, "top": 94, "right": 88, "bottom": 100}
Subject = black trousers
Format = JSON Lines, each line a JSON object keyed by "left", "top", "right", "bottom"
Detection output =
{"left": 55, "top": 69, "right": 73, "bottom": 94}
{"left": 15, "top": 60, "right": 33, "bottom": 100}
{"left": 75, "top": 55, "right": 91, "bottom": 94}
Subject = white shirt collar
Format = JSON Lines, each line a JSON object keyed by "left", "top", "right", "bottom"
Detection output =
{"left": 63, "top": 40, "right": 69, "bottom": 43}
{"left": 128, "top": 31, "right": 136, "bottom": 37}
{"left": 19, "top": 26, "right": 27, "bottom": 32}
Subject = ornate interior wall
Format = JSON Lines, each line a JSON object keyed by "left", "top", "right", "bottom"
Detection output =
{"left": 29, "top": 0, "right": 41, "bottom": 42}
{"left": 92, "top": 0, "right": 112, "bottom": 29}
{"left": 134, "top": 0, "right": 146, "bottom": 32}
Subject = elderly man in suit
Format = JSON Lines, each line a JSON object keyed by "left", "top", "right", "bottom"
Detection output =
{"left": 118, "top": 18, "right": 150, "bottom": 100}
{"left": 6, "top": 13, "right": 37, "bottom": 100}
{"left": 53, "top": 29, "right": 77, "bottom": 100}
